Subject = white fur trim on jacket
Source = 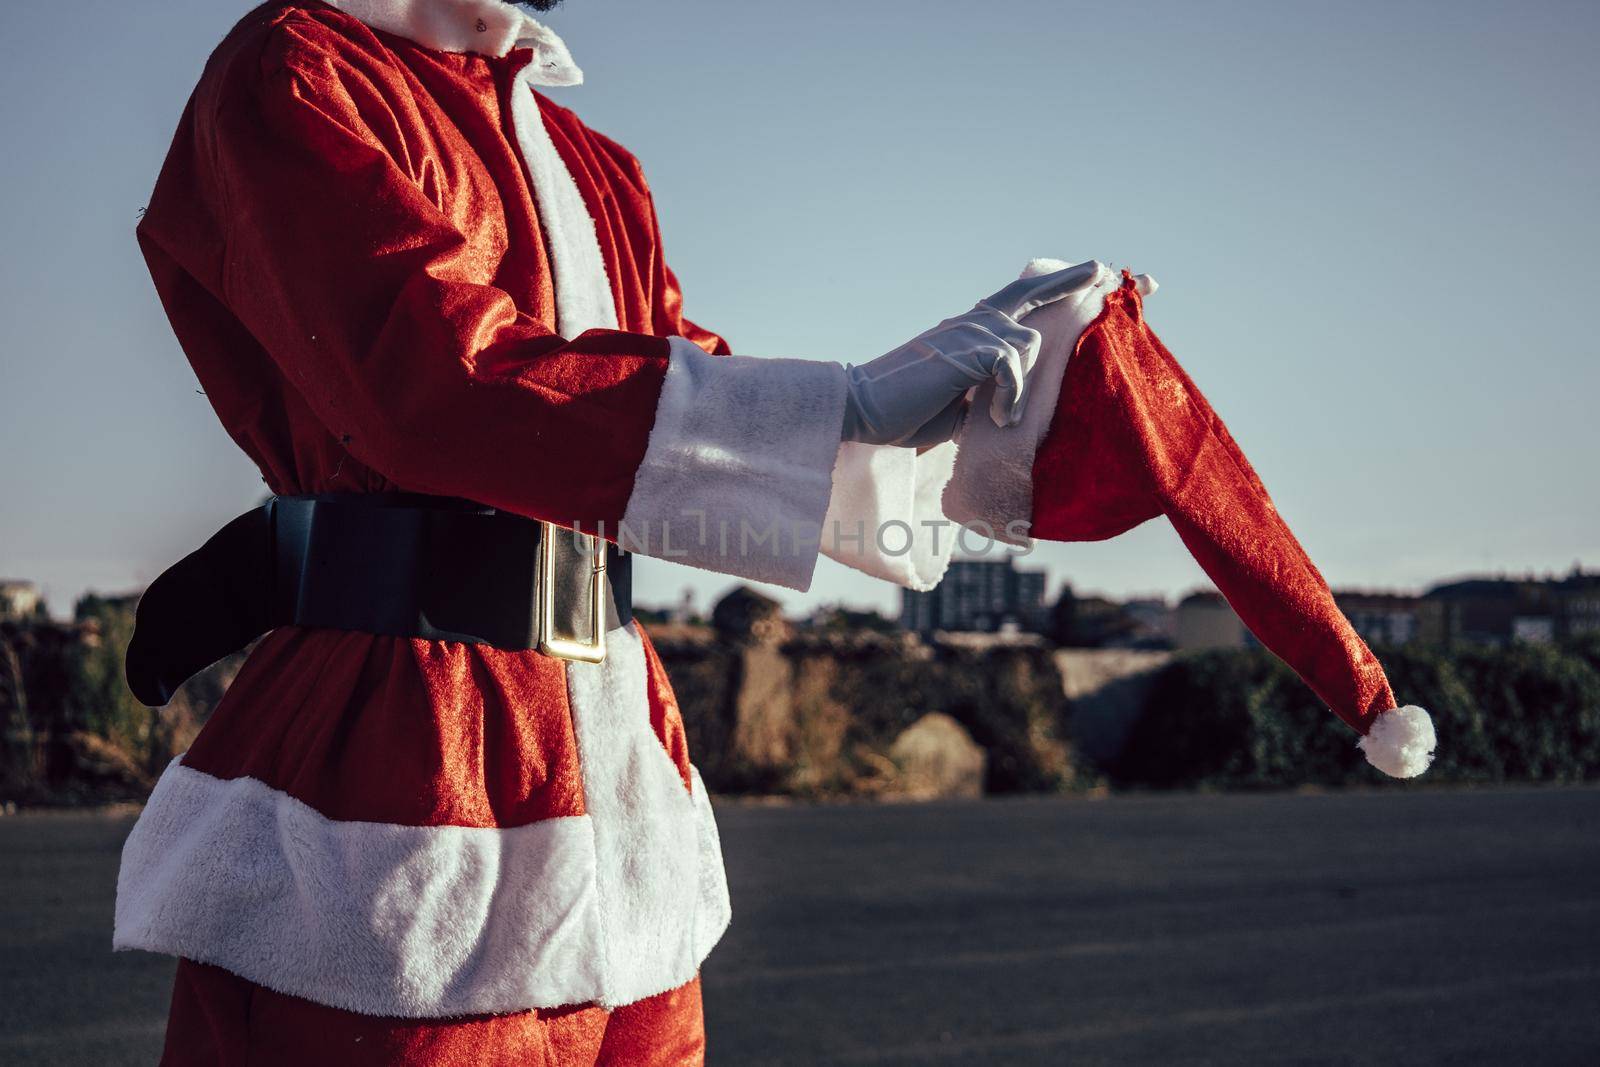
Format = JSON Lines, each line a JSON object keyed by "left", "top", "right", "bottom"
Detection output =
{"left": 821, "top": 440, "right": 958, "bottom": 591}
{"left": 509, "top": 65, "right": 615, "bottom": 339}
{"left": 113, "top": 626, "right": 730, "bottom": 1017}
{"left": 619, "top": 337, "right": 849, "bottom": 591}
{"left": 943, "top": 258, "right": 1156, "bottom": 544}
{"left": 1357, "top": 705, "right": 1436, "bottom": 779}
{"left": 322, "top": 0, "right": 584, "bottom": 75}
{"left": 564, "top": 625, "right": 732, "bottom": 1008}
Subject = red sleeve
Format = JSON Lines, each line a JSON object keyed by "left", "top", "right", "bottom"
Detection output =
{"left": 139, "top": 27, "right": 670, "bottom": 527}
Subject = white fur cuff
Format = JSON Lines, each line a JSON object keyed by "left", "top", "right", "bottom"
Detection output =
{"left": 620, "top": 338, "right": 849, "bottom": 591}
{"left": 1357, "top": 705, "right": 1436, "bottom": 778}
{"left": 820, "top": 440, "right": 958, "bottom": 591}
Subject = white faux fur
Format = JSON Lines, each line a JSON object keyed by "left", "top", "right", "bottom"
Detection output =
{"left": 620, "top": 337, "right": 849, "bottom": 591}
{"left": 113, "top": 627, "right": 731, "bottom": 1017}
{"left": 563, "top": 624, "right": 732, "bottom": 1008}
{"left": 507, "top": 57, "right": 613, "bottom": 339}
{"left": 115, "top": 762, "right": 604, "bottom": 1015}
{"left": 322, "top": 0, "right": 584, "bottom": 75}
{"left": 821, "top": 440, "right": 958, "bottom": 591}
{"left": 943, "top": 258, "right": 1157, "bottom": 544}
{"left": 1357, "top": 705, "right": 1437, "bottom": 779}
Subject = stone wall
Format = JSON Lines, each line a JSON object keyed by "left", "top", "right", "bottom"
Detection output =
{"left": 650, "top": 624, "right": 1090, "bottom": 799}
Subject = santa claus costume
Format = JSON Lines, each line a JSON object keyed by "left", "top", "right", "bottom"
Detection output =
{"left": 118, "top": 1, "right": 1434, "bottom": 1063}
{"left": 120, "top": 1, "right": 788, "bottom": 1062}
{"left": 118, "top": 0, "right": 1007, "bottom": 1061}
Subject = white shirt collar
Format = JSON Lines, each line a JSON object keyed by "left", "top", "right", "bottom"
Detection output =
{"left": 320, "top": 0, "right": 583, "bottom": 84}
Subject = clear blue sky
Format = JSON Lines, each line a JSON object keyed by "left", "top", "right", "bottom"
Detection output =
{"left": 2, "top": 0, "right": 1596, "bottom": 619}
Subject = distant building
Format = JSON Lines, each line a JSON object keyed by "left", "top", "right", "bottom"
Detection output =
{"left": 1334, "top": 592, "right": 1421, "bottom": 646}
{"left": 902, "top": 564, "right": 1600, "bottom": 648}
{"left": 900, "top": 556, "right": 1047, "bottom": 634}
{"left": 1172, "top": 591, "right": 1246, "bottom": 650}
{"left": 1417, "top": 578, "right": 1521, "bottom": 647}
{"left": 1552, "top": 568, "right": 1600, "bottom": 638}
{"left": 1512, "top": 615, "right": 1556, "bottom": 644}
{"left": 1066, "top": 594, "right": 1139, "bottom": 647}
{"left": 1418, "top": 567, "right": 1600, "bottom": 647}
{"left": 1050, "top": 590, "right": 1171, "bottom": 649}
{"left": 1121, "top": 598, "right": 1174, "bottom": 645}
{"left": 0, "top": 580, "right": 42, "bottom": 621}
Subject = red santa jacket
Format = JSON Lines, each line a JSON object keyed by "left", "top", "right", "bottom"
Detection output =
{"left": 112, "top": 0, "right": 885, "bottom": 1020}
{"left": 134, "top": 3, "right": 858, "bottom": 563}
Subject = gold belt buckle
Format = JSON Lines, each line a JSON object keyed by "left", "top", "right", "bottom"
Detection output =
{"left": 536, "top": 521, "right": 607, "bottom": 664}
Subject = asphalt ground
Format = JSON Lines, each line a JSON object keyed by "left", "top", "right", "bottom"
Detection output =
{"left": 2, "top": 786, "right": 1597, "bottom": 1065}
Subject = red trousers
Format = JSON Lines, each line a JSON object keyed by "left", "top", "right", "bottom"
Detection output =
{"left": 161, "top": 960, "right": 706, "bottom": 1066}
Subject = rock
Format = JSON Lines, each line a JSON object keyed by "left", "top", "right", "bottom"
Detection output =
{"left": 785, "top": 656, "right": 851, "bottom": 794}
{"left": 887, "top": 712, "right": 986, "bottom": 799}
{"left": 729, "top": 645, "right": 796, "bottom": 776}
{"left": 712, "top": 586, "right": 790, "bottom": 646}
{"left": 666, "top": 624, "right": 1077, "bottom": 799}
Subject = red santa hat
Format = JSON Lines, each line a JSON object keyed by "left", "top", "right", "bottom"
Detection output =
{"left": 945, "top": 259, "right": 1436, "bottom": 778}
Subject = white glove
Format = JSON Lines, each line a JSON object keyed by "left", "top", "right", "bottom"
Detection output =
{"left": 839, "top": 261, "right": 1102, "bottom": 447}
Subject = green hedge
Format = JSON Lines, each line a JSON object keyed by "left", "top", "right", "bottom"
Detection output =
{"left": 1114, "top": 640, "right": 1600, "bottom": 788}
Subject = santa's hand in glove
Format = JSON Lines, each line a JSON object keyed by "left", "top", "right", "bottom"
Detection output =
{"left": 838, "top": 260, "right": 1103, "bottom": 447}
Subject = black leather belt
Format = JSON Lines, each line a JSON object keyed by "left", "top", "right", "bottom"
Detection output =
{"left": 124, "top": 494, "right": 632, "bottom": 707}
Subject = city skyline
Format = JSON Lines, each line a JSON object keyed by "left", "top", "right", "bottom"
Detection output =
{"left": 7, "top": 553, "right": 1598, "bottom": 625}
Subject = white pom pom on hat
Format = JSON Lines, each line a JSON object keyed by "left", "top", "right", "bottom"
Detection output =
{"left": 1358, "top": 706, "right": 1437, "bottom": 779}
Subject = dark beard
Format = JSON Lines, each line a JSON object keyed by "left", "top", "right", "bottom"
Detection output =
{"left": 520, "top": 1, "right": 566, "bottom": 10}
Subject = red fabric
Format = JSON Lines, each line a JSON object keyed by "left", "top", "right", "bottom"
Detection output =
{"left": 139, "top": 1, "right": 727, "bottom": 521}
{"left": 138, "top": 4, "right": 714, "bottom": 1045}
{"left": 181, "top": 628, "right": 592, "bottom": 826}
{"left": 140, "top": 0, "right": 713, "bottom": 828}
{"left": 639, "top": 626, "right": 694, "bottom": 792}
{"left": 1031, "top": 278, "right": 1396, "bottom": 734}
{"left": 161, "top": 960, "right": 706, "bottom": 1066}
{"left": 180, "top": 625, "right": 697, "bottom": 826}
